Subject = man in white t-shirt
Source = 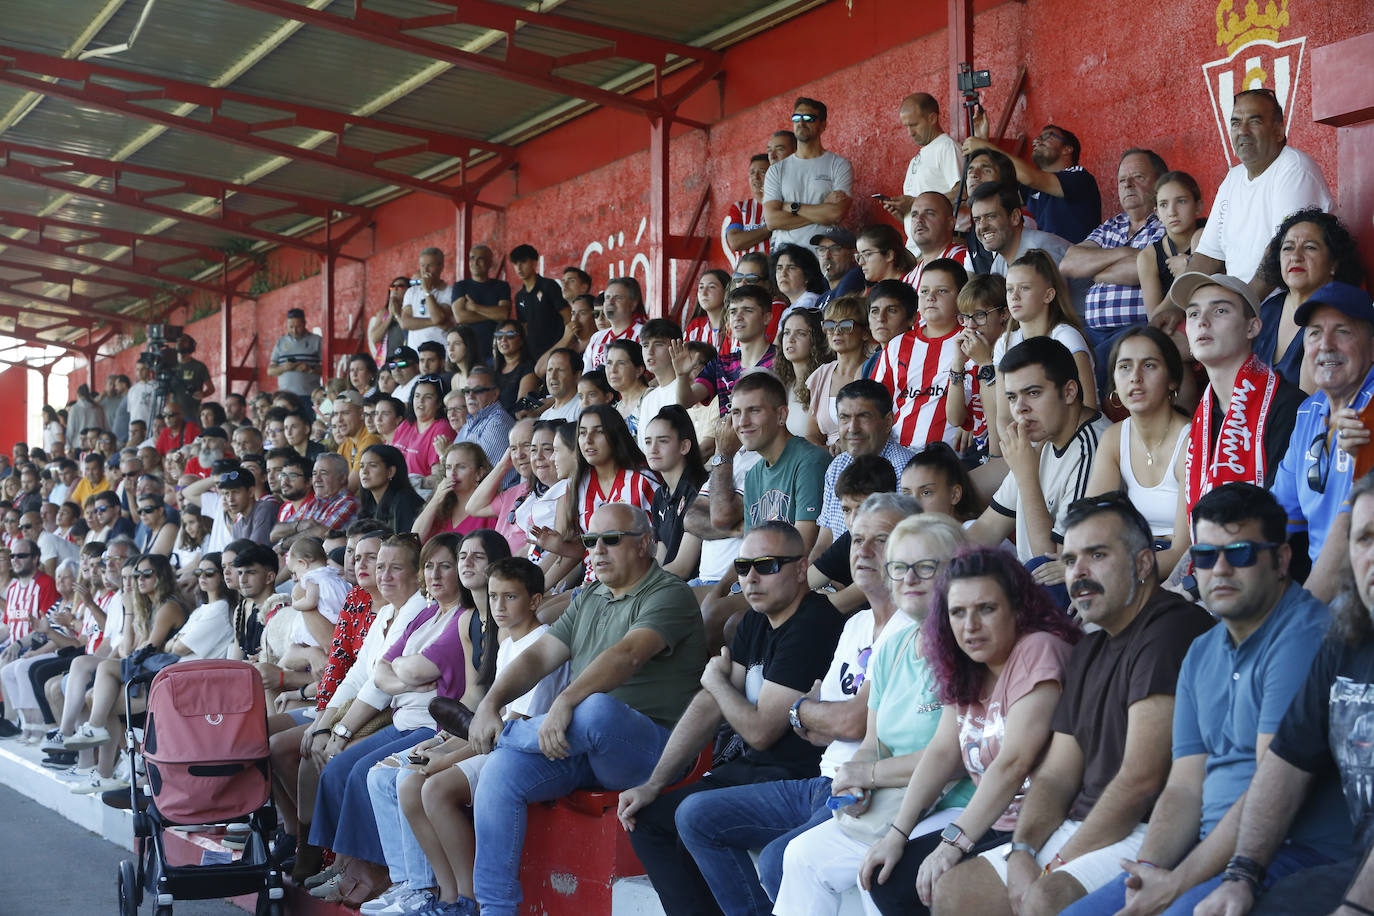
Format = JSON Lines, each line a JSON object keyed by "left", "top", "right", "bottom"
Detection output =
{"left": 398, "top": 246, "right": 454, "bottom": 351}
{"left": 22, "top": 511, "right": 77, "bottom": 576}
{"left": 1188, "top": 89, "right": 1333, "bottom": 292}
{"left": 636, "top": 320, "right": 687, "bottom": 434}
{"left": 536, "top": 348, "right": 584, "bottom": 423}
{"left": 968, "top": 337, "right": 1103, "bottom": 589}
{"left": 763, "top": 97, "right": 854, "bottom": 257}
{"left": 879, "top": 92, "right": 962, "bottom": 256}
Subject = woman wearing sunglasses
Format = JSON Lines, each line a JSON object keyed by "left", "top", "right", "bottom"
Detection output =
{"left": 490, "top": 320, "right": 539, "bottom": 414}
{"left": 806, "top": 295, "right": 873, "bottom": 452}
{"left": 774, "top": 514, "right": 970, "bottom": 913}
{"left": 1085, "top": 326, "right": 1191, "bottom": 575}
{"left": 134, "top": 494, "right": 179, "bottom": 557}
{"left": 392, "top": 375, "right": 457, "bottom": 484}
{"left": 859, "top": 547, "right": 1080, "bottom": 915}
{"left": 165, "top": 551, "right": 236, "bottom": 661}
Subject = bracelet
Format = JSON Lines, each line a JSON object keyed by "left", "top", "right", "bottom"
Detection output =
{"left": 1135, "top": 860, "right": 1160, "bottom": 870}
{"left": 888, "top": 823, "right": 909, "bottom": 838}
{"left": 1221, "top": 854, "right": 1266, "bottom": 895}
{"left": 1343, "top": 900, "right": 1374, "bottom": 916}
{"left": 299, "top": 684, "right": 309, "bottom": 701}
{"left": 278, "top": 670, "right": 285, "bottom": 690}
{"left": 948, "top": 370, "right": 966, "bottom": 381}
{"left": 869, "top": 761, "right": 878, "bottom": 789}
{"left": 312, "top": 727, "right": 331, "bottom": 737}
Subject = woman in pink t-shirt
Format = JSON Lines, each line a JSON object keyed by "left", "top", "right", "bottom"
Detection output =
{"left": 413, "top": 444, "right": 496, "bottom": 540}
{"left": 392, "top": 376, "right": 456, "bottom": 480}
{"left": 860, "top": 547, "right": 1080, "bottom": 914}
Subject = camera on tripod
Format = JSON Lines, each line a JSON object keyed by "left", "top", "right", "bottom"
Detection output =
{"left": 141, "top": 323, "right": 183, "bottom": 398}
{"left": 957, "top": 64, "right": 991, "bottom": 96}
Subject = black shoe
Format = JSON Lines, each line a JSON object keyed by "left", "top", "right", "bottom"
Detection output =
{"left": 428, "top": 698, "right": 474, "bottom": 739}
{"left": 271, "top": 832, "right": 297, "bottom": 865}
{"left": 101, "top": 787, "right": 148, "bottom": 811}
{"left": 0, "top": 718, "right": 21, "bottom": 738}
{"left": 41, "top": 752, "right": 78, "bottom": 769}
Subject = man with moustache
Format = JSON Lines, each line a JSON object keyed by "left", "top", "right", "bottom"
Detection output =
{"left": 942, "top": 493, "right": 1213, "bottom": 915}
{"left": 1060, "top": 483, "right": 1348, "bottom": 916}
{"left": 1192, "top": 473, "right": 1374, "bottom": 916}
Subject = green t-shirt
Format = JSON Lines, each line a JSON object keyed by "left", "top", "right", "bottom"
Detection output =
{"left": 868, "top": 622, "right": 974, "bottom": 810}
{"left": 546, "top": 562, "right": 707, "bottom": 729}
{"left": 743, "top": 435, "right": 829, "bottom": 530}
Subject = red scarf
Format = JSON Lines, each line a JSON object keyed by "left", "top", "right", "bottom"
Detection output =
{"left": 1185, "top": 354, "right": 1278, "bottom": 514}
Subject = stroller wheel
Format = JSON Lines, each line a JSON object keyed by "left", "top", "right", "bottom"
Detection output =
{"left": 154, "top": 907, "right": 173, "bottom": 916}
{"left": 118, "top": 860, "right": 138, "bottom": 916}
{"left": 254, "top": 890, "right": 285, "bottom": 916}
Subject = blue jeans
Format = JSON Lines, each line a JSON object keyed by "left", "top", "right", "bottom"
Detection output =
{"left": 309, "top": 725, "right": 435, "bottom": 863}
{"left": 675, "top": 775, "right": 834, "bottom": 914}
{"left": 1059, "top": 843, "right": 1333, "bottom": 916}
{"left": 366, "top": 763, "right": 435, "bottom": 888}
{"left": 471, "top": 693, "right": 672, "bottom": 916}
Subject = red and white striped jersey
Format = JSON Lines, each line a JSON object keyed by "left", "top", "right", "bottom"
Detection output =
{"left": 874, "top": 326, "right": 964, "bottom": 448}
{"left": 685, "top": 315, "right": 724, "bottom": 350}
{"left": 4, "top": 572, "right": 58, "bottom": 644}
{"left": 576, "top": 467, "right": 661, "bottom": 582}
{"left": 901, "top": 244, "right": 970, "bottom": 290}
{"left": 585, "top": 319, "right": 645, "bottom": 370}
{"left": 720, "top": 199, "right": 770, "bottom": 268}
{"left": 961, "top": 357, "right": 988, "bottom": 442}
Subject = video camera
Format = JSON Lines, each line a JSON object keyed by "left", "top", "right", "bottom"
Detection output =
{"left": 140, "top": 323, "right": 183, "bottom": 399}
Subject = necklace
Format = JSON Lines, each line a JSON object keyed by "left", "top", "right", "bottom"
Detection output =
{"left": 1135, "top": 419, "right": 1173, "bottom": 466}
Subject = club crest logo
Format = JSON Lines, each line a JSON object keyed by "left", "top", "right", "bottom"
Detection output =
{"left": 1201, "top": 0, "right": 1307, "bottom": 165}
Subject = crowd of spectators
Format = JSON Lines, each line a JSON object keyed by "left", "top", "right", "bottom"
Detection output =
{"left": 0, "top": 84, "right": 1372, "bottom": 916}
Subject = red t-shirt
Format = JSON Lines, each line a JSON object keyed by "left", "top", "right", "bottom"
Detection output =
{"left": 156, "top": 421, "right": 203, "bottom": 456}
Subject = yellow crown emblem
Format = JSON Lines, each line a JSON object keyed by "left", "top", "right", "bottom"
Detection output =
{"left": 1216, "top": 0, "right": 1291, "bottom": 55}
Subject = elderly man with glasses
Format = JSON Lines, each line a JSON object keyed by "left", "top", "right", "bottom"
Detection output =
{"left": 454, "top": 365, "right": 515, "bottom": 467}
{"left": 466, "top": 503, "right": 707, "bottom": 916}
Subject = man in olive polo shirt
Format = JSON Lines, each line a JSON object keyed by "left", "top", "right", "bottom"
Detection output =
{"left": 468, "top": 502, "right": 708, "bottom": 916}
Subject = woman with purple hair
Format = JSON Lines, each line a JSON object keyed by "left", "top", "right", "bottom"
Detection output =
{"left": 859, "top": 546, "right": 1081, "bottom": 915}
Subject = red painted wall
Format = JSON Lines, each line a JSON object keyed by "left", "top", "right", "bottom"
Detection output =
{"left": 0, "top": 365, "right": 29, "bottom": 456}
{"left": 89, "top": 0, "right": 1368, "bottom": 394}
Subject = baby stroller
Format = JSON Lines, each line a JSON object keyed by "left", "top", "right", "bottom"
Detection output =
{"left": 116, "top": 659, "right": 287, "bottom": 915}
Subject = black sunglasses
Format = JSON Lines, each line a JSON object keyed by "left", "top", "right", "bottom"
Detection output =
{"left": 9, "top": 551, "right": 34, "bottom": 560}
{"left": 1306, "top": 431, "right": 1331, "bottom": 494}
{"left": 1188, "top": 541, "right": 1279, "bottom": 570}
{"left": 461, "top": 386, "right": 495, "bottom": 396}
{"left": 791, "top": 113, "right": 818, "bottom": 123}
{"left": 580, "top": 530, "right": 639, "bottom": 549}
{"left": 733, "top": 555, "right": 803, "bottom": 576}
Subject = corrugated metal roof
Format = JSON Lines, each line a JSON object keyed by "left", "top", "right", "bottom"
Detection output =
{"left": 0, "top": 0, "right": 819, "bottom": 344}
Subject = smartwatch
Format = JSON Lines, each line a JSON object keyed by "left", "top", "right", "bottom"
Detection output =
{"left": 789, "top": 201, "right": 801, "bottom": 215}
{"left": 332, "top": 722, "right": 353, "bottom": 740}
{"left": 788, "top": 696, "right": 808, "bottom": 732}
{"left": 1003, "top": 841, "right": 1038, "bottom": 862}
{"left": 940, "top": 823, "right": 974, "bottom": 853}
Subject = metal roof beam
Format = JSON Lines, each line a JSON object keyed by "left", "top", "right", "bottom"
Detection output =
{"left": 0, "top": 254, "right": 181, "bottom": 304}
{"left": 0, "top": 207, "right": 228, "bottom": 273}
{"left": 0, "top": 303, "right": 97, "bottom": 330}
{"left": 0, "top": 257, "right": 159, "bottom": 304}
{"left": 219, "top": 0, "right": 722, "bottom": 118}
{"left": 0, "top": 228, "right": 244, "bottom": 299}
{"left": 0, "top": 46, "right": 512, "bottom": 203}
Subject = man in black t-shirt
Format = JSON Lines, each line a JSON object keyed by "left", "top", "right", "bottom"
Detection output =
{"left": 1194, "top": 476, "right": 1374, "bottom": 916}
{"left": 171, "top": 334, "right": 215, "bottom": 417}
{"left": 450, "top": 243, "right": 512, "bottom": 356}
{"left": 510, "top": 243, "right": 568, "bottom": 362}
{"left": 618, "top": 521, "right": 843, "bottom": 916}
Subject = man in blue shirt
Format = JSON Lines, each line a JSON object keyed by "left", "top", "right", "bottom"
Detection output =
{"left": 1061, "top": 483, "right": 1349, "bottom": 916}
{"left": 1270, "top": 282, "right": 1374, "bottom": 602}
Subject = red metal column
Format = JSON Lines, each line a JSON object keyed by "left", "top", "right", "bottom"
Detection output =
{"left": 322, "top": 216, "right": 336, "bottom": 380}
{"left": 648, "top": 114, "right": 671, "bottom": 317}
{"left": 948, "top": 0, "right": 974, "bottom": 141}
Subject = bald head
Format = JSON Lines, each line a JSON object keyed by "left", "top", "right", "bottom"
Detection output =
{"left": 585, "top": 503, "right": 654, "bottom": 592}
{"left": 909, "top": 192, "right": 955, "bottom": 252}
{"left": 899, "top": 94, "right": 943, "bottom": 146}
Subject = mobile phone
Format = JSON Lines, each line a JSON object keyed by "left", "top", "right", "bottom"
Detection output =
{"left": 871, "top": 194, "right": 892, "bottom": 201}
{"left": 826, "top": 794, "right": 862, "bottom": 810}
{"left": 409, "top": 752, "right": 428, "bottom": 765}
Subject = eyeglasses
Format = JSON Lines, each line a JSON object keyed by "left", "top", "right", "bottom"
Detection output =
{"left": 135, "top": 570, "right": 157, "bottom": 580}
{"left": 855, "top": 249, "right": 884, "bottom": 262}
{"left": 885, "top": 559, "right": 941, "bottom": 580}
{"left": 194, "top": 569, "right": 217, "bottom": 578}
{"left": 733, "top": 555, "right": 803, "bottom": 576}
{"left": 956, "top": 306, "right": 1008, "bottom": 327}
{"left": 18, "top": 522, "right": 34, "bottom": 529}
{"left": 821, "top": 319, "right": 857, "bottom": 333}
{"left": 461, "top": 386, "right": 495, "bottom": 396}
{"left": 1306, "top": 431, "right": 1331, "bottom": 494}
{"left": 580, "top": 530, "right": 640, "bottom": 548}
{"left": 791, "top": 113, "right": 818, "bottom": 123}
{"left": 1188, "top": 541, "right": 1279, "bottom": 570}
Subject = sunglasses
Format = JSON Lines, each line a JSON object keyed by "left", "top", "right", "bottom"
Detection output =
{"left": 161, "top": 413, "right": 180, "bottom": 419}
{"left": 9, "top": 551, "right": 34, "bottom": 560}
{"left": 790, "top": 113, "right": 819, "bottom": 123}
{"left": 1307, "top": 431, "right": 1332, "bottom": 494}
{"left": 135, "top": 570, "right": 157, "bottom": 580}
{"left": 732, "top": 272, "right": 763, "bottom": 283}
{"left": 137, "top": 506, "right": 158, "bottom": 514}
{"left": 885, "top": 559, "right": 941, "bottom": 581}
{"left": 461, "top": 386, "right": 495, "bottom": 396}
{"left": 821, "top": 319, "right": 857, "bottom": 333}
{"left": 580, "top": 530, "right": 640, "bottom": 549}
{"left": 194, "top": 569, "right": 218, "bottom": 578}
{"left": 94, "top": 505, "right": 111, "bottom": 514}
{"left": 493, "top": 330, "right": 519, "bottom": 340}
{"left": 957, "top": 306, "right": 1008, "bottom": 327}
{"left": 1188, "top": 541, "right": 1278, "bottom": 570}
{"left": 733, "top": 555, "right": 803, "bottom": 576}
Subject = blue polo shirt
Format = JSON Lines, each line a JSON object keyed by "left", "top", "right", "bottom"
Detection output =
{"left": 1270, "top": 365, "right": 1374, "bottom": 562}
{"left": 1173, "top": 582, "right": 1348, "bottom": 860}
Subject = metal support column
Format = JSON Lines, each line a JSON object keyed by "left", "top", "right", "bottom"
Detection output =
{"left": 322, "top": 215, "right": 336, "bottom": 379}
{"left": 455, "top": 195, "right": 473, "bottom": 283}
{"left": 648, "top": 113, "right": 672, "bottom": 318}
{"left": 948, "top": 0, "right": 975, "bottom": 141}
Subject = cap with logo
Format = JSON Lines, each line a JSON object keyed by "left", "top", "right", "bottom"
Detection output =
{"left": 387, "top": 346, "right": 419, "bottom": 369}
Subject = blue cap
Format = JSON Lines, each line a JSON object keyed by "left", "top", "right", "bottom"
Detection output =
{"left": 1294, "top": 282, "right": 1374, "bottom": 327}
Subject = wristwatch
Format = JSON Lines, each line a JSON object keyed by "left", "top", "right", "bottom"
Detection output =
{"left": 788, "top": 696, "right": 808, "bottom": 732}
{"left": 1003, "top": 841, "right": 1039, "bottom": 862}
{"left": 331, "top": 722, "right": 353, "bottom": 740}
{"left": 789, "top": 201, "right": 801, "bottom": 215}
{"left": 711, "top": 452, "right": 733, "bottom": 468}
{"left": 940, "top": 823, "right": 974, "bottom": 853}
{"left": 977, "top": 365, "right": 996, "bottom": 383}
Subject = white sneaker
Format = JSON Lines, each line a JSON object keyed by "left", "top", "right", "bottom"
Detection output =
{"left": 361, "top": 883, "right": 409, "bottom": 915}
{"left": 63, "top": 722, "right": 111, "bottom": 750}
{"left": 70, "top": 774, "right": 129, "bottom": 795}
{"left": 383, "top": 889, "right": 436, "bottom": 916}
{"left": 57, "top": 764, "right": 98, "bottom": 783}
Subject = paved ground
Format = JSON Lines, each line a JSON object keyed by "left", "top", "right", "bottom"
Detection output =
{"left": 0, "top": 782, "right": 244, "bottom": 915}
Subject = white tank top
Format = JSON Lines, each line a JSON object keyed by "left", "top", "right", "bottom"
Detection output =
{"left": 1119, "top": 417, "right": 1187, "bottom": 538}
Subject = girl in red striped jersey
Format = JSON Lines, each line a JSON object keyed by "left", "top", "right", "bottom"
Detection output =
{"left": 685, "top": 269, "right": 733, "bottom": 351}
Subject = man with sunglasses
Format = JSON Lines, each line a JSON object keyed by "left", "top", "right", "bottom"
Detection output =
{"left": 386, "top": 345, "right": 421, "bottom": 407}
{"left": 969, "top": 181, "right": 1071, "bottom": 276}
{"left": 86, "top": 492, "right": 133, "bottom": 544}
{"left": 455, "top": 365, "right": 516, "bottom": 467}
{"left": 810, "top": 227, "right": 863, "bottom": 309}
{"left": 762, "top": 97, "right": 853, "bottom": 257}
{"left": 949, "top": 494, "right": 1212, "bottom": 916}
{"left": 964, "top": 122, "right": 1101, "bottom": 244}
{"left": 467, "top": 503, "right": 706, "bottom": 916}
{"left": 154, "top": 398, "right": 202, "bottom": 457}
{"left": 723, "top": 153, "right": 773, "bottom": 268}
{"left": 1187, "top": 89, "right": 1333, "bottom": 293}
{"left": 619, "top": 521, "right": 843, "bottom": 916}
{"left": 1267, "top": 283, "right": 1374, "bottom": 602}
{"left": 1065, "top": 483, "right": 1346, "bottom": 916}
{"left": 0, "top": 538, "right": 58, "bottom": 736}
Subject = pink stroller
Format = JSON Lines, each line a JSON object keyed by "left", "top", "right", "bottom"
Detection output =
{"left": 116, "top": 659, "right": 286, "bottom": 916}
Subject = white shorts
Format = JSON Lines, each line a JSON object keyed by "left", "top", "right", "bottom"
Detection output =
{"left": 981, "top": 820, "right": 1148, "bottom": 894}
{"left": 455, "top": 752, "right": 489, "bottom": 794}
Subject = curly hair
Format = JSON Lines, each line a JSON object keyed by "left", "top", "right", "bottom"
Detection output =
{"left": 774, "top": 308, "right": 831, "bottom": 410}
{"left": 921, "top": 546, "right": 1081, "bottom": 707}
{"left": 1258, "top": 208, "right": 1363, "bottom": 292}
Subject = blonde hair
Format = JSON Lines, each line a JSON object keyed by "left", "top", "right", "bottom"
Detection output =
{"left": 884, "top": 513, "right": 968, "bottom": 565}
